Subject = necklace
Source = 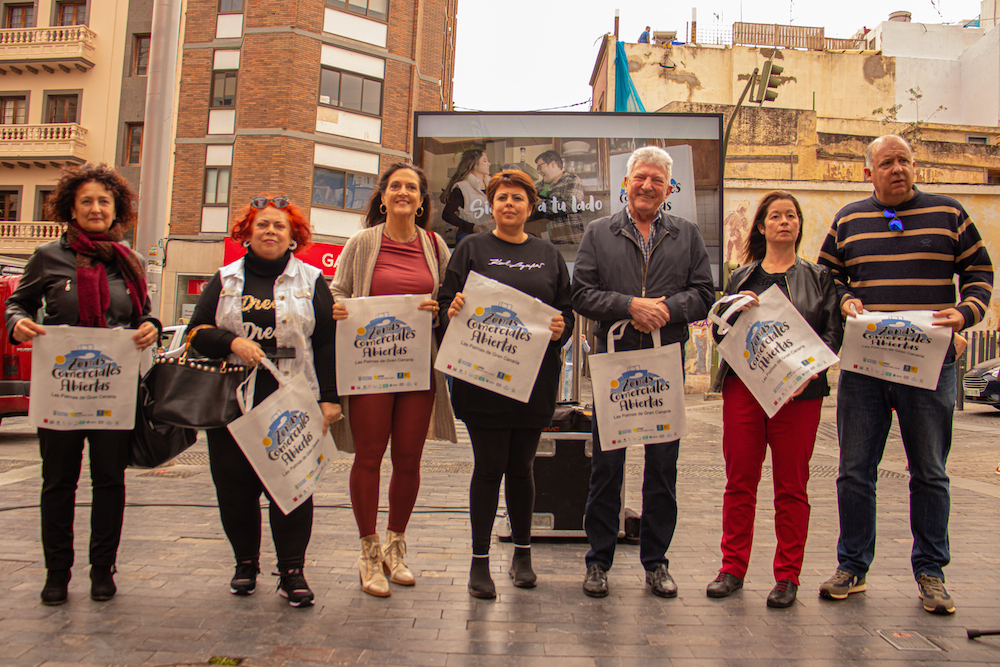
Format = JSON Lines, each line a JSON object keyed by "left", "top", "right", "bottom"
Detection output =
{"left": 383, "top": 228, "right": 417, "bottom": 243}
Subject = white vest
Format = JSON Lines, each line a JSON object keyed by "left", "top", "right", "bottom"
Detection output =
{"left": 454, "top": 174, "right": 490, "bottom": 226}
{"left": 216, "top": 254, "right": 322, "bottom": 399}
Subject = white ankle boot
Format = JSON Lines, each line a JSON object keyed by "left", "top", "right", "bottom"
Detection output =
{"left": 358, "top": 534, "right": 390, "bottom": 597}
{"left": 382, "top": 529, "right": 415, "bottom": 586}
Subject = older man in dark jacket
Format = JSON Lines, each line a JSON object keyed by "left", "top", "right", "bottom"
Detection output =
{"left": 572, "top": 146, "right": 714, "bottom": 598}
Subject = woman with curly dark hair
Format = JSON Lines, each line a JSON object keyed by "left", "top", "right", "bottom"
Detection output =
{"left": 331, "top": 163, "right": 456, "bottom": 597}
{"left": 5, "top": 163, "right": 161, "bottom": 606}
{"left": 185, "top": 195, "right": 340, "bottom": 608}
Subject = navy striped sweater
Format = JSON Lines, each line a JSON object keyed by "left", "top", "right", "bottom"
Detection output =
{"left": 817, "top": 189, "right": 993, "bottom": 328}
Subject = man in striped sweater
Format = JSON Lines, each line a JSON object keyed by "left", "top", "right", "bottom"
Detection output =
{"left": 817, "top": 134, "right": 993, "bottom": 615}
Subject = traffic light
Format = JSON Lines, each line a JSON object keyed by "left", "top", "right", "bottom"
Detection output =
{"left": 754, "top": 55, "right": 784, "bottom": 104}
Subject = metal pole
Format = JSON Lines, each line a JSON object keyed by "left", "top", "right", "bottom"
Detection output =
{"left": 135, "top": 0, "right": 183, "bottom": 320}
{"left": 722, "top": 68, "right": 758, "bottom": 167}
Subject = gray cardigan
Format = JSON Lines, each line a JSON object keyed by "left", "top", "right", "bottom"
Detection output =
{"left": 330, "top": 224, "right": 457, "bottom": 447}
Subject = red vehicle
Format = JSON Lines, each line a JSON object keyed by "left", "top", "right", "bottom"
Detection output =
{"left": 0, "top": 275, "right": 31, "bottom": 423}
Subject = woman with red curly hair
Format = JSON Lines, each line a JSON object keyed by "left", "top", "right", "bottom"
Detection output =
{"left": 186, "top": 195, "right": 340, "bottom": 608}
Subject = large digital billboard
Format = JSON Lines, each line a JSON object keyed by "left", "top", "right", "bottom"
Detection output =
{"left": 414, "top": 112, "right": 724, "bottom": 288}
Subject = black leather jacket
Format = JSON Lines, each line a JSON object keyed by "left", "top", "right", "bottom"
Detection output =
{"left": 711, "top": 257, "right": 843, "bottom": 400}
{"left": 5, "top": 236, "right": 158, "bottom": 342}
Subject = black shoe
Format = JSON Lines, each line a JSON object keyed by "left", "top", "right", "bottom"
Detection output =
{"left": 468, "top": 557, "right": 496, "bottom": 599}
{"left": 508, "top": 547, "right": 537, "bottom": 589}
{"left": 230, "top": 560, "right": 259, "bottom": 595}
{"left": 90, "top": 565, "right": 116, "bottom": 602}
{"left": 583, "top": 563, "right": 609, "bottom": 598}
{"left": 767, "top": 578, "right": 798, "bottom": 608}
{"left": 277, "top": 568, "right": 314, "bottom": 607}
{"left": 41, "top": 569, "right": 70, "bottom": 606}
{"left": 706, "top": 572, "right": 744, "bottom": 598}
{"left": 645, "top": 563, "right": 677, "bottom": 598}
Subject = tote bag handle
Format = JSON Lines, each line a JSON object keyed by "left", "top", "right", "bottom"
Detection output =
{"left": 235, "top": 357, "right": 284, "bottom": 414}
{"left": 605, "top": 319, "right": 662, "bottom": 355}
{"left": 708, "top": 294, "right": 757, "bottom": 336}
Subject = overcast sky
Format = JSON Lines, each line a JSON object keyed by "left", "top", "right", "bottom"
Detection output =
{"left": 452, "top": 0, "right": 985, "bottom": 112}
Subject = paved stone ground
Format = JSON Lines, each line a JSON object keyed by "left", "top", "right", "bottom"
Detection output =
{"left": 1, "top": 389, "right": 999, "bottom": 666}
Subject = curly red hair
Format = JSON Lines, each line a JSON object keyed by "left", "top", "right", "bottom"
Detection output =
{"left": 230, "top": 195, "right": 312, "bottom": 253}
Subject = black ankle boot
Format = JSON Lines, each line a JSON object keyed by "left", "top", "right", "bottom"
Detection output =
{"left": 90, "top": 565, "right": 116, "bottom": 602}
{"left": 508, "top": 547, "right": 537, "bottom": 588}
{"left": 41, "top": 569, "right": 71, "bottom": 606}
{"left": 468, "top": 557, "right": 495, "bottom": 599}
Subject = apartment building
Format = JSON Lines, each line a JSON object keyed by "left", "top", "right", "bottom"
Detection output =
{"left": 161, "top": 0, "right": 458, "bottom": 324}
{"left": 0, "top": 0, "right": 152, "bottom": 264}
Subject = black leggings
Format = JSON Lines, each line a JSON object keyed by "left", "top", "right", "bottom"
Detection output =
{"left": 207, "top": 427, "right": 313, "bottom": 570}
{"left": 467, "top": 425, "right": 543, "bottom": 555}
{"left": 39, "top": 428, "right": 131, "bottom": 570}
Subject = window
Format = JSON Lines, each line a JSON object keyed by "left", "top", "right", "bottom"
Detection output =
{"left": 211, "top": 71, "right": 237, "bottom": 108}
{"left": 312, "top": 167, "right": 375, "bottom": 211}
{"left": 967, "top": 135, "right": 989, "bottom": 145}
{"left": 218, "top": 0, "right": 243, "bottom": 12}
{"left": 133, "top": 35, "right": 150, "bottom": 76}
{"left": 325, "top": 0, "right": 387, "bottom": 21}
{"left": 36, "top": 188, "right": 53, "bottom": 220}
{"left": 125, "top": 124, "right": 143, "bottom": 165}
{"left": 319, "top": 67, "right": 382, "bottom": 116}
{"left": 988, "top": 170, "right": 1000, "bottom": 185}
{"left": 0, "top": 191, "right": 19, "bottom": 221}
{"left": 204, "top": 167, "right": 231, "bottom": 205}
{"left": 0, "top": 96, "right": 26, "bottom": 125}
{"left": 4, "top": 3, "right": 34, "bottom": 28}
{"left": 56, "top": 1, "right": 86, "bottom": 26}
{"left": 47, "top": 94, "right": 78, "bottom": 124}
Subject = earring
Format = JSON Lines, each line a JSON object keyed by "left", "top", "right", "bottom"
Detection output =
{"left": 289, "top": 240, "right": 298, "bottom": 251}
{"left": 416, "top": 206, "right": 424, "bottom": 217}
{"left": 242, "top": 239, "right": 250, "bottom": 248}
{"left": 380, "top": 203, "right": 387, "bottom": 214}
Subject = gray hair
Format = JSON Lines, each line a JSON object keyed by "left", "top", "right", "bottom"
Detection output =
{"left": 865, "top": 134, "right": 912, "bottom": 169}
{"left": 626, "top": 146, "right": 673, "bottom": 182}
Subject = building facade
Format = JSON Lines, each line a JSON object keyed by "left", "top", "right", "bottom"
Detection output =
{"left": 0, "top": 0, "right": 151, "bottom": 265}
{"left": 162, "top": 0, "right": 458, "bottom": 324}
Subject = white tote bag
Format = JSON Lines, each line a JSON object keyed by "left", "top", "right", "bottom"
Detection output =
{"left": 434, "top": 271, "right": 557, "bottom": 403}
{"left": 29, "top": 326, "right": 140, "bottom": 430}
{"left": 335, "top": 294, "right": 432, "bottom": 395}
{"left": 227, "top": 359, "right": 335, "bottom": 515}
{"left": 589, "top": 320, "right": 688, "bottom": 452}
{"left": 710, "top": 284, "right": 839, "bottom": 418}
{"left": 840, "top": 310, "right": 951, "bottom": 389}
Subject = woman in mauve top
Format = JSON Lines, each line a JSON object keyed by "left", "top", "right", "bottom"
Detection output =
{"left": 331, "top": 163, "right": 455, "bottom": 598}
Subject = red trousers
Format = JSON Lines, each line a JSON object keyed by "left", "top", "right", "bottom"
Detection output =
{"left": 349, "top": 385, "right": 435, "bottom": 537}
{"left": 720, "top": 375, "right": 822, "bottom": 584}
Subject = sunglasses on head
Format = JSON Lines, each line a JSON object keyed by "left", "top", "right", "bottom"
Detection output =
{"left": 250, "top": 196, "right": 290, "bottom": 210}
{"left": 883, "top": 208, "right": 903, "bottom": 232}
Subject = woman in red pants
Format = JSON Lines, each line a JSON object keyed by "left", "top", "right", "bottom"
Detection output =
{"left": 707, "top": 191, "right": 843, "bottom": 607}
{"left": 331, "top": 163, "right": 456, "bottom": 597}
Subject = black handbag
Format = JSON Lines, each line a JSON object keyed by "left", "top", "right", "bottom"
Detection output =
{"left": 145, "top": 325, "right": 249, "bottom": 429}
{"left": 128, "top": 372, "right": 198, "bottom": 468}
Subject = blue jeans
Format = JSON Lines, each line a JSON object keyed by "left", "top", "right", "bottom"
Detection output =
{"left": 584, "top": 415, "right": 679, "bottom": 571}
{"left": 835, "top": 363, "right": 956, "bottom": 580}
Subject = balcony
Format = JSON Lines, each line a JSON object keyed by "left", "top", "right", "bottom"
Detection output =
{"left": 0, "top": 25, "right": 96, "bottom": 74}
{"left": 0, "top": 221, "right": 65, "bottom": 255}
{"left": 0, "top": 124, "right": 87, "bottom": 168}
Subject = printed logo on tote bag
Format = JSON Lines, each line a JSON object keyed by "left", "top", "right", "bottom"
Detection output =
{"left": 354, "top": 312, "right": 417, "bottom": 358}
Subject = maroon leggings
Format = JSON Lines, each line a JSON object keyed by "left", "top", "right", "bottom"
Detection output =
{"left": 720, "top": 375, "right": 822, "bottom": 585}
{"left": 349, "top": 385, "right": 435, "bottom": 537}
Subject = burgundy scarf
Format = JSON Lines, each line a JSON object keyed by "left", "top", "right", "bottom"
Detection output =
{"left": 65, "top": 221, "right": 147, "bottom": 328}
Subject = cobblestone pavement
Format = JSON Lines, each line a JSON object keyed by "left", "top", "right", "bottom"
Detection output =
{"left": 1, "top": 390, "right": 999, "bottom": 666}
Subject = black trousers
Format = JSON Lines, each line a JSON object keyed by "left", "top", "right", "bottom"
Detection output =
{"left": 467, "top": 425, "right": 543, "bottom": 555}
{"left": 207, "top": 427, "right": 313, "bottom": 570}
{"left": 38, "top": 428, "right": 131, "bottom": 570}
